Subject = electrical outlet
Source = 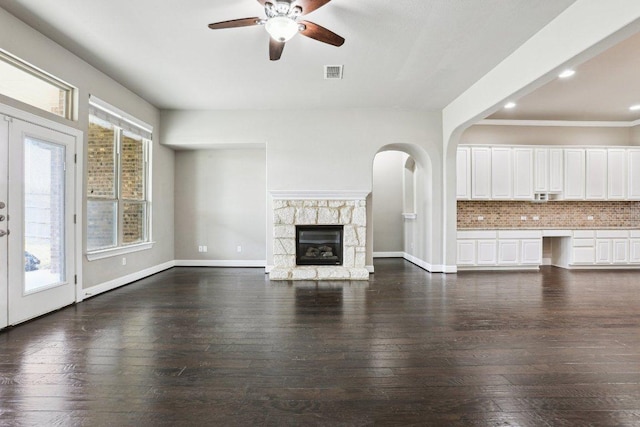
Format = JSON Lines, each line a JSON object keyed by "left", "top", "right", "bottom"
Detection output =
{"left": 533, "top": 216, "right": 540, "bottom": 221}
{"left": 198, "top": 246, "right": 202, "bottom": 252}
{"left": 477, "top": 216, "right": 484, "bottom": 221}
{"left": 122, "top": 257, "right": 126, "bottom": 266}
{"left": 202, "top": 246, "right": 207, "bottom": 253}
{"left": 521, "top": 216, "right": 527, "bottom": 221}
{"left": 587, "top": 215, "right": 594, "bottom": 221}
{"left": 236, "top": 245, "right": 242, "bottom": 253}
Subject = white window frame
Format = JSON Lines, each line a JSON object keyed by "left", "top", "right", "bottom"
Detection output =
{"left": 86, "top": 97, "right": 153, "bottom": 261}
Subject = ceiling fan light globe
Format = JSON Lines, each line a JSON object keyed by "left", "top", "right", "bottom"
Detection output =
{"left": 265, "top": 16, "right": 299, "bottom": 42}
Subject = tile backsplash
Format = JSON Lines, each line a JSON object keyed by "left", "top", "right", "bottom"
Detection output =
{"left": 458, "top": 201, "right": 640, "bottom": 229}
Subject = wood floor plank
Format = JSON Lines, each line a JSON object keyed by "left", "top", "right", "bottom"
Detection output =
{"left": 1, "top": 260, "right": 640, "bottom": 425}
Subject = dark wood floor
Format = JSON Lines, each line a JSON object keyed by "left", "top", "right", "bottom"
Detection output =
{"left": 1, "top": 260, "right": 640, "bottom": 426}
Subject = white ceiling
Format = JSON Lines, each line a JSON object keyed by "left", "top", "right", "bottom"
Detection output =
{"left": 488, "top": 30, "right": 640, "bottom": 122}
{"left": 0, "top": 0, "right": 578, "bottom": 111}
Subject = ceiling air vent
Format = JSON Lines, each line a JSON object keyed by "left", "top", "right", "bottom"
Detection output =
{"left": 324, "top": 65, "right": 343, "bottom": 80}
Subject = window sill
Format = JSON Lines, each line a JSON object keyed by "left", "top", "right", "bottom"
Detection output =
{"left": 86, "top": 241, "right": 154, "bottom": 261}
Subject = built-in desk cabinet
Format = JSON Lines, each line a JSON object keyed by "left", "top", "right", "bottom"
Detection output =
{"left": 458, "top": 229, "right": 640, "bottom": 270}
{"left": 458, "top": 230, "right": 542, "bottom": 269}
{"left": 563, "top": 230, "right": 639, "bottom": 267}
{"left": 630, "top": 231, "right": 640, "bottom": 263}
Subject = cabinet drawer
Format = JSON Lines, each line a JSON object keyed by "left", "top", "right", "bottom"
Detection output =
{"left": 574, "top": 230, "right": 595, "bottom": 238}
{"left": 596, "top": 230, "right": 629, "bottom": 239}
{"left": 573, "top": 238, "right": 595, "bottom": 247}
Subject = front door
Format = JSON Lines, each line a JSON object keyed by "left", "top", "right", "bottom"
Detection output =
{"left": 1, "top": 115, "right": 76, "bottom": 327}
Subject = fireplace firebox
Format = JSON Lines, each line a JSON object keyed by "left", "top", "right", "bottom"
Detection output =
{"left": 296, "top": 225, "right": 344, "bottom": 266}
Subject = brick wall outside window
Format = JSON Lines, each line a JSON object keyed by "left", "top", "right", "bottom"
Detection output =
{"left": 87, "top": 119, "right": 147, "bottom": 250}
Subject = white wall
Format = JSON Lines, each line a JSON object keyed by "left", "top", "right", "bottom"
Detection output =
{"left": 161, "top": 109, "right": 445, "bottom": 271}
{"left": 174, "top": 149, "right": 266, "bottom": 262}
{"left": 462, "top": 125, "right": 633, "bottom": 146}
{"left": 372, "top": 151, "right": 405, "bottom": 253}
{"left": 0, "top": 8, "right": 175, "bottom": 289}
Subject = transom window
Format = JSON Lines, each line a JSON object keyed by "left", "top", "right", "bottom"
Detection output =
{"left": 86, "top": 97, "right": 152, "bottom": 256}
{"left": 0, "top": 50, "right": 74, "bottom": 120}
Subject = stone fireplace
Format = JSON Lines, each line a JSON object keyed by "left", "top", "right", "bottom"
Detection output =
{"left": 269, "top": 191, "right": 369, "bottom": 280}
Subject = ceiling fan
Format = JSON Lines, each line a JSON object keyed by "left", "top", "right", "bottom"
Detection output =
{"left": 208, "top": 0, "right": 345, "bottom": 61}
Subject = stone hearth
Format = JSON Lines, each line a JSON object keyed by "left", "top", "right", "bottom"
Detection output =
{"left": 269, "top": 191, "right": 369, "bottom": 281}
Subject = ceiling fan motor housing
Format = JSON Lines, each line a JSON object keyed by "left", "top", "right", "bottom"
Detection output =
{"left": 265, "top": 1, "right": 302, "bottom": 19}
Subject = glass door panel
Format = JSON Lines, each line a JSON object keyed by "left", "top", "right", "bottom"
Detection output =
{"left": 23, "top": 137, "right": 66, "bottom": 293}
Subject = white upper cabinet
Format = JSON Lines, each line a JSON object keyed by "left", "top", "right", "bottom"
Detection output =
{"left": 491, "top": 147, "right": 512, "bottom": 199}
{"left": 549, "top": 148, "right": 564, "bottom": 193}
{"left": 607, "top": 148, "right": 626, "bottom": 200}
{"left": 460, "top": 145, "right": 636, "bottom": 201}
{"left": 513, "top": 148, "right": 534, "bottom": 200}
{"left": 585, "top": 149, "right": 607, "bottom": 200}
{"left": 471, "top": 147, "right": 491, "bottom": 199}
{"left": 628, "top": 149, "right": 640, "bottom": 200}
{"left": 456, "top": 147, "right": 471, "bottom": 200}
{"left": 534, "top": 148, "right": 549, "bottom": 193}
{"left": 564, "top": 149, "right": 586, "bottom": 200}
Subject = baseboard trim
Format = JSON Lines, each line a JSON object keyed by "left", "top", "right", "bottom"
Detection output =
{"left": 402, "top": 253, "right": 457, "bottom": 274}
{"left": 373, "top": 252, "right": 404, "bottom": 258}
{"left": 83, "top": 260, "right": 176, "bottom": 300}
{"left": 174, "top": 260, "right": 266, "bottom": 267}
{"left": 366, "top": 265, "right": 375, "bottom": 274}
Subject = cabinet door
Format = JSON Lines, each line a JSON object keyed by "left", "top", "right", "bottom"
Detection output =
{"left": 498, "top": 240, "right": 519, "bottom": 264}
{"left": 607, "top": 149, "right": 626, "bottom": 200}
{"left": 564, "top": 149, "right": 585, "bottom": 200}
{"left": 612, "top": 239, "right": 629, "bottom": 264}
{"left": 457, "top": 240, "right": 476, "bottom": 265}
{"left": 491, "top": 147, "right": 512, "bottom": 199}
{"left": 585, "top": 149, "right": 607, "bottom": 200}
{"left": 534, "top": 148, "right": 549, "bottom": 193}
{"left": 630, "top": 239, "right": 640, "bottom": 264}
{"left": 513, "top": 148, "right": 533, "bottom": 200}
{"left": 595, "top": 239, "right": 612, "bottom": 264}
{"left": 471, "top": 147, "right": 491, "bottom": 199}
{"left": 520, "top": 239, "right": 542, "bottom": 264}
{"left": 572, "top": 247, "right": 595, "bottom": 264}
{"left": 476, "top": 240, "right": 497, "bottom": 265}
{"left": 456, "top": 147, "right": 471, "bottom": 200}
{"left": 549, "top": 148, "right": 564, "bottom": 193}
{"left": 628, "top": 149, "right": 640, "bottom": 200}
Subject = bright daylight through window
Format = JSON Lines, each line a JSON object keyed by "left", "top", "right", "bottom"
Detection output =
{"left": 87, "top": 98, "right": 152, "bottom": 255}
{"left": 0, "top": 50, "right": 74, "bottom": 119}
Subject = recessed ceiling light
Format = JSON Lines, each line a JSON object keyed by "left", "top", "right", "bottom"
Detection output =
{"left": 504, "top": 102, "right": 516, "bottom": 109}
{"left": 630, "top": 104, "right": 640, "bottom": 111}
{"left": 559, "top": 69, "right": 575, "bottom": 79}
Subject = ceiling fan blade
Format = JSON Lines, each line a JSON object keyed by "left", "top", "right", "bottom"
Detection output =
{"left": 270, "top": 39, "right": 285, "bottom": 61}
{"left": 295, "top": 0, "right": 332, "bottom": 15}
{"left": 299, "top": 20, "right": 344, "bottom": 46}
{"left": 208, "top": 17, "right": 261, "bottom": 30}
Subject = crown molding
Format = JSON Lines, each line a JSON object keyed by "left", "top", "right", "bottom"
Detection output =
{"left": 478, "top": 119, "right": 640, "bottom": 128}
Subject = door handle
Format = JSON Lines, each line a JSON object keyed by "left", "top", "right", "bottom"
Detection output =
{"left": 0, "top": 230, "right": 7, "bottom": 237}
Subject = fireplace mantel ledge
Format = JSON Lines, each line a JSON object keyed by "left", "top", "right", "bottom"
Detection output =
{"left": 270, "top": 190, "right": 370, "bottom": 201}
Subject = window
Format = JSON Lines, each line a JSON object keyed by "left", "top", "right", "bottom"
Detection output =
{"left": 87, "top": 97, "right": 152, "bottom": 258}
{"left": 0, "top": 50, "right": 74, "bottom": 119}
